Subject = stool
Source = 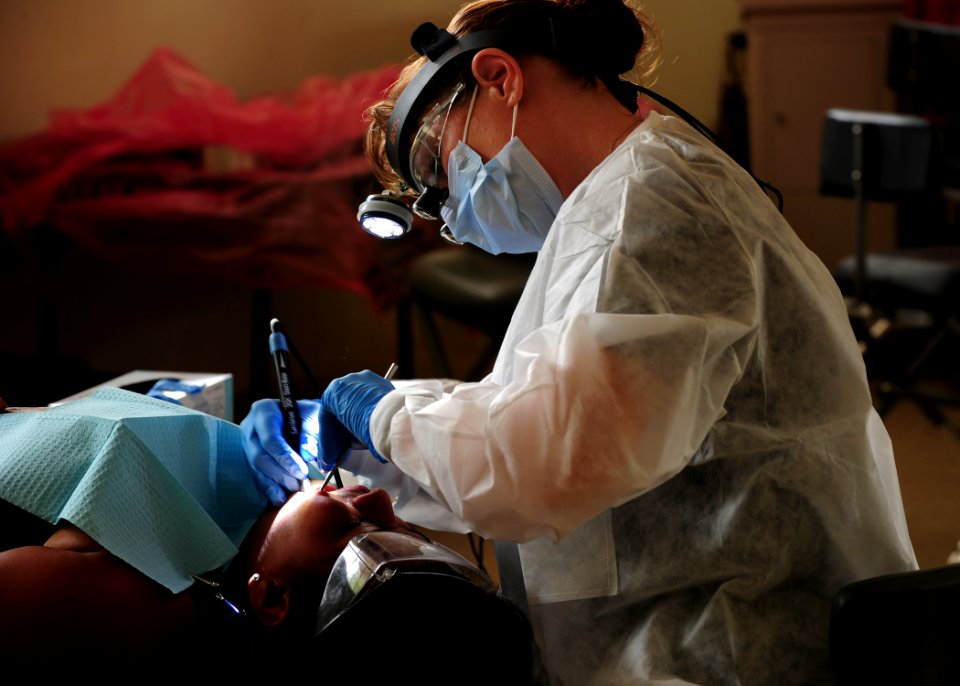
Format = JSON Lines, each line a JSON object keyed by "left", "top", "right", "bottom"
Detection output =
{"left": 829, "top": 563, "right": 960, "bottom": 686}
{"left": 820, "top": 109, "right": 960, "bottom": 435}
{"left": 397, "top": 245, "right": 534, "bottom": 380}
{"left": 834, "top": 246, "right": 960, "bottom": 431}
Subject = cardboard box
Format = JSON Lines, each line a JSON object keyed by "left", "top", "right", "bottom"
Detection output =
{"left": 52, "top": 370, "right": 234, "bottom": 422}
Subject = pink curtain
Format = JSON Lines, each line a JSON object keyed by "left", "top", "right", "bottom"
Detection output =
{"left": 902, "top": 0, "right": 960, "bottom": 25}
{"left": 0, "top": 48, "right": 441, "bottom": 306}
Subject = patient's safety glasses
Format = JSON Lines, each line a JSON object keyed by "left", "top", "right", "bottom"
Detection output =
{"left": 314, "top": 528, "right": 494, "bottom": 635}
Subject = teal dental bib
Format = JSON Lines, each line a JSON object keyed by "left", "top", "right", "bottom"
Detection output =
{"left": 0, "top": 387, "right": 265, "bottom": 592}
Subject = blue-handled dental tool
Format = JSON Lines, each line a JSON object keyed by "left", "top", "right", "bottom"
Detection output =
{"left": 269, "top": 318, "right": 309, "bottom": 492}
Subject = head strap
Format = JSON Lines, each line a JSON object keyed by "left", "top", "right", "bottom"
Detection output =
{"left": 387, "top": 21, "right": 555, "bottom": 189}
{"left": 411, "top": 22, "right": 458, "bottom": 60}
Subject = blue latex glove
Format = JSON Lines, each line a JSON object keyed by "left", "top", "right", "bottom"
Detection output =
{"left": 240, "top": 398, "right": 318, "bottom": 506}
{"left": 311, "top": 370, "right": 395, "bottom": 470}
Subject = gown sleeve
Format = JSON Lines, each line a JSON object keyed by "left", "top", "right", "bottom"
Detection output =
{"left": 363, "top": 159, "right": 763, "bottom": 543}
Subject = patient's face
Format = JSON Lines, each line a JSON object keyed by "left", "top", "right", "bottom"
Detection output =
{"left": 262, "top": 484, "right": 409, "bottom": 578}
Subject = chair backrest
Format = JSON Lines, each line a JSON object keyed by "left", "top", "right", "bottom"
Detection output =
{"left": 820, "top": 109, "right": 938, "bottom": 203}
{"left": 819, "top": 109, "right": 942, "bottom": 301}
{"left": 829, "top": 563, "right": 960, "bottom": 686}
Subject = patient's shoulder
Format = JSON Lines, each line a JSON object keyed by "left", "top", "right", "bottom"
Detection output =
{"left": 0, "top": 536, "right": 196, "bottom": 660}
{"left": 43, "top": 523, "right": 104, "bottom": 552}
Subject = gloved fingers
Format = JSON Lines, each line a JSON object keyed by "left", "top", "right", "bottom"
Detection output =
{"left": 240, "top": 397, "right": 284, "bottom": 447}
{"left": 240, "top": 424, "right": 290, "bottom": 507}
{"left": 324, "top": 370, "right": 395, "bottom": 411}
{"left": 320, "top": 370, "right": 395, "bottom": 460}
{"left": 297, "top": 399, "right": 322, "bottom": 468}
{"left": 250, "top": 467, "right": 288, "bottom": 508}
{"left": 241, "top": 426, "right": 301, "bottom": 504}
{"left": 241, "top": 398, "right": 310, "bottom": 481}
{"left": 251, "top": 451, "right": 303, "bottom": 496}
{"left": 317, "top": 407, "right": 351, "bottom": 471}
{"left": 266, "top": 442, "right": 310, "bottom": 479}
{"left": 240, "top": 399, "right": 311, "bottom": 507}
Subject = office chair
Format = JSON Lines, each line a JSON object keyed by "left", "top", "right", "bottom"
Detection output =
{"left": 396, "top": 244, "right": 534, "bottom": 380}
{"left": 829, "top": 563, "right": 960, "bottom": 686}
{"left": 820, "top": 108, "right": 960, "bottom": 436}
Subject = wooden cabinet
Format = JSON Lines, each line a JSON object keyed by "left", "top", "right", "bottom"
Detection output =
{"left": 740, "top": 0, "right": 902, "bottom": 270}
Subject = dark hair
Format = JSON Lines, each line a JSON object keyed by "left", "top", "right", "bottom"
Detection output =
{"left": 217, "top": 551, "right": 330, "bottom": 655}
{"left": 450, "top": 0, "right": 651, "bottom": 86}
{"left": 316, "top": 572, "right": 546, "bottom": 684}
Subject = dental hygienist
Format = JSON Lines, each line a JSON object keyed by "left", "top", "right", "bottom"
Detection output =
{"left": 241, "top": 1, "right": 918, "bottom": 683}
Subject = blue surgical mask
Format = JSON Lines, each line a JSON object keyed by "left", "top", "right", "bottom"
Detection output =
{"left": 440, "top": 93, "right": 564, "bottom": 254}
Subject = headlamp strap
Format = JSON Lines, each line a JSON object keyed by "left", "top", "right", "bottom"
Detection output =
{"left": 633, "top": 84, "right": 784, "bottom": 212}
{"left": 412, "top": 18, "right": 563, "bottom": 65}
{"left": 412, "top": 22, "right": 459, "bottom": 61}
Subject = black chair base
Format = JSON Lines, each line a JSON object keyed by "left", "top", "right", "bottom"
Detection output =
{"left": 833, "top": 247, "right": 960, "bottom": 437}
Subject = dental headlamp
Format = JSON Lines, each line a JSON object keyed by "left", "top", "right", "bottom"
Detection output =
{"left": 357, "top": 192, "right": 413, "bottom": 239}
{"left": 359, "top": 18, "right": 687, "bottom": 240}
{"left": 359, "top": 17, "right": 784, "bottom": 243}
{"left": 358, "top": 21, "right": 555, "bottom": 241}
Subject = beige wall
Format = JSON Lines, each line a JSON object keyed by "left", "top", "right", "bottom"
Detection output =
{"left": 0, "top": 0, "right": 742, "bottom": 143}
{"left": 1, "top": 1, "right": 743, "bottom": 409}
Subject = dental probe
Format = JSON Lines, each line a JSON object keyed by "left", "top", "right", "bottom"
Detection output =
{"left": 320, "top": 362, "right": 398, "bottom": 490}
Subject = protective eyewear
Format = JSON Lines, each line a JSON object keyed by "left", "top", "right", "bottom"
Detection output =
{"left": 358, "top": 22, "right": 528, "bottom": 242}
{"left": 363, "top": 18, "right": 618, "bottom": 246}
{"left": 314, "top": 529, "right": 495, "bottom": 635}
{"left": 408, "top": 79, "right": 466, "bottom": 201}
{"left": 356, "top": 78, "right": 463, "bottom": 239}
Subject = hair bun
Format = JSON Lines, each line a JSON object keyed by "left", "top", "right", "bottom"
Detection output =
{"left": 563, "top": 0, "right": 645, "bottom": 76}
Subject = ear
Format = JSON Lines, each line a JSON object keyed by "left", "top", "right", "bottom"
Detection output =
{"left": 471, "top": 48, "right": 524, "bottom": 107}
{"left": 247, "top": 573, "right": 292, "bottom": 626}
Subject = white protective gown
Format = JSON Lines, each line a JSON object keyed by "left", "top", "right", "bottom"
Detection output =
{"left": 350, "top": 112, "right": 918, "bottom": 685}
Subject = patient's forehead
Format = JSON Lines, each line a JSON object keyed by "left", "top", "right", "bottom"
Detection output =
{"left": 265, "top": 485, "right": 404, "bottom": 566}
{"left": 312, "top": 485, "right": 400, "bottom": 526}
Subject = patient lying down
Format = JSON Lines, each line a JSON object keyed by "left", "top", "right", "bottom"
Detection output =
{"left": 0, "top": 484, "right": 407, "bottom": 665}
{"left": 0, "top": 393, "right": 540, "bottom": 681}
